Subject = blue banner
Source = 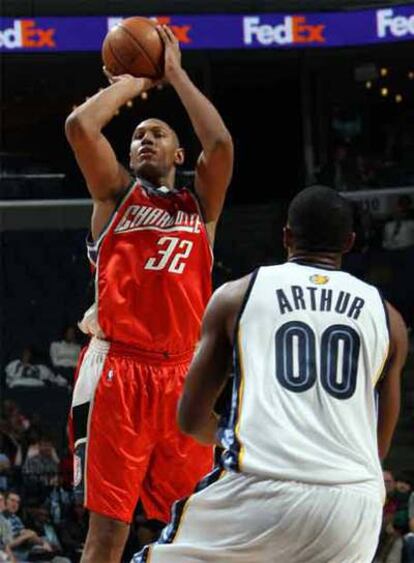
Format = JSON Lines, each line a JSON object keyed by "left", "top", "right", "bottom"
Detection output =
{"left": 1, "top": 6, "right": 414, "bottom": 52}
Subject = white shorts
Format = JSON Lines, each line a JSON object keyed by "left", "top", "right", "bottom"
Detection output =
{"left": 132, "top": 469, "right": 382, "bottom": 563}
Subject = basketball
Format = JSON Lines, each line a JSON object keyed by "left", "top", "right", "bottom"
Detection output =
{"left": 102, "top": 17, "right": 164, "bottom": 79}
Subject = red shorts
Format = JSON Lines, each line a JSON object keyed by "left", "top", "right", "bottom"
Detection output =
{"left": 71, "top": 338, "right": 213, "bottom": 524}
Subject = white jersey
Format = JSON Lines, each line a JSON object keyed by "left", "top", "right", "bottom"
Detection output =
{"left": 219, "top": 261, "right": 389, "bottom": 502}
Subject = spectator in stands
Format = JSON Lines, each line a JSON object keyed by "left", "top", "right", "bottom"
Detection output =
{"left": 2, "top": 402, "right": 29, "bottom": 438}
{"left": 3, "top": 491, "right": 53, "bottom": 559}
{"left": 408, "top": 489, "right": 414, "bottom": 536}
{"left": 26, "top": 506, "right": 70, "bottom": 562}
{"left": 0, "top": 434, "right": 11, "bottom": 492}
{"left": 15, "top": 426, "right": 59, "bottom": 469}
{"left": 384, "top": 470, "right": 399, "bottom": 522}
{"left": 402, "top": 488, "right": 414, "bottom": 562}
{"left": 5, "top": 348, "right": 44, "bottom": 388}
{"left": 393, "top": 479, "right": 412, "bottom": 534}
{"left": 383, "top": 195, "right": 414, "bottom": 250}
{"left": 0, "top": 402, "right": 29, "bottom": 469}
{"left": 49, "top": 326, "right": 81, "bottom": 385}
{"left": 5, "top": 349, "right": 68, "bottom": 389}
{"left": 45, "top": 463, "right": 73, "bottom": 527}
{"left": 22, "top": 437, "right": 59, "bottom": 488}
{"left": 0, "top": 492, "right": 15, "bottom": 563}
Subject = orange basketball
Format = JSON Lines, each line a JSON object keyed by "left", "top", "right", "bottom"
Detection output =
{"left": 102, "top": 17, "right": 164, "bottom": 79}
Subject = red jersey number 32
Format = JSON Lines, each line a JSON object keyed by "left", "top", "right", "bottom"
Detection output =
{"left": 144, "top": 236, "right": 194, "bottom": 274}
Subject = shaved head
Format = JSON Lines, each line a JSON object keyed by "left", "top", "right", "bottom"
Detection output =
{"left": 133, "top": 118, "right": 180, "bottom": 149}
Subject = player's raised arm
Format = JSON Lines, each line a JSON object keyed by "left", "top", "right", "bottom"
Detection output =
{"left": 65, "top": 75, "right": 154, "bottom": 203}
{"left": 377, "top": 302, "right": 408, "bottom": 460}
{"left": 178, "top": 276, "right": 250, "bottom": 444}
{"left": 157, "top": 25, "right": 234, "bottom": 228}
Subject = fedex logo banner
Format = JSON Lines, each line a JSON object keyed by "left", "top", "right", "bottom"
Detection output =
{"left": 243, "top": 16, "right": 326, "bottom": 46}
{"left": 377, "top": 8, "right": 414, "bottom": 40}
{"left": 1, "top": 7, "right": 414, "bottom": 53}
{"left": 0, "top": 17, "right": 107, "bottom": 51}
{"left": 0, "top": 20, "right": 55, "bottom": 49}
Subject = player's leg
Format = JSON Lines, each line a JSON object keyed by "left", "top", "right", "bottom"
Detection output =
{"left": 81, "top": 513, "right": 129, "bottom": 563}
{"left": 72, "top": 340, "right": 154, "bottom": 562}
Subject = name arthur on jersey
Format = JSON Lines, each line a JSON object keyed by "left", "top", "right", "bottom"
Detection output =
{"left": 276, "top": 285, "right": 365, "bottom": 320}
{"left": 115, "top": 204, "right": 202, "bottom": 234}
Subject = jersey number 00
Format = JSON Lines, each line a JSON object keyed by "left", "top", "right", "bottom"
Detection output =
{"left": 275, "top": 321, "right": 361, "bottom": 400}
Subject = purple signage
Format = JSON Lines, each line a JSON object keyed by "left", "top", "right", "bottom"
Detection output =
{"left": 0, "top": 6, "right": 414, "bottom": 52}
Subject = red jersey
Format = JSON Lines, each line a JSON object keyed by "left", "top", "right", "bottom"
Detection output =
{"left": 86, "top": 178, "right": 212, "bottom": 355}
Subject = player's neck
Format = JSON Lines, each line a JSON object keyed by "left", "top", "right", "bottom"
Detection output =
{"left": 138, "top": 170, "right": 175, "bottom": 191}
{"left": 288, "top": 251, "right": 342, "bottom": 270}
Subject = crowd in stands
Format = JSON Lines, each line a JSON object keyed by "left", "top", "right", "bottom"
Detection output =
{"left": 0, "top": 396, "right": 173, "bottom": 562}
{"left": 316, "top": 142, "right": 414, "bottom": 192}
{"left": 4, "top": 328, "right": 81, "bottom": 391}
{"left": 0, "top": 398, "right": 85, "bottom": 562}
{"left": 374, "top": 470, "right": 414, "bottom": 563}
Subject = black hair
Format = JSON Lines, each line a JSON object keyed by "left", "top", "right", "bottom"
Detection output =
{"left": 288, "top": 186, "right": 353, "bottom": 253}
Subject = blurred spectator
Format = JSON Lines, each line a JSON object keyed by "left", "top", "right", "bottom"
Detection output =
{"left": 14, "top": 426, "right": 42, "bottom": 469}
{"left": 5, "top": 349, "right": 45, "bottom": 389}
{"left": 394, "top": 479, "right": 412, "bottom": 534}
{"left": 0, "top": 492, "right": 14, "bottom": 563}
{"left": 2, "top": 402, "right": 30, "bottom": 439}
{"left": 0, "top": 435, "right": 11, "bottom": 492}
{"left": 408, "top": 490, "right": 414, "bottom": 534}
{"left": 3, "top": 491, "right": 52, "bottom": 560}
{"left": 15, "top": 427, "right": 59, "bottom": 469}
{"left": 0, "top": 402, "right": 30, "bottom": 468}
{"left": 26, "top": 506, "right": 70, "bottom": 562}
{"left": 5, "top": 348, "right": 68, "bottom": 389}
{"left": 49, "top": 326, "right": 81, "bottom": 385}
{"left": 384, "top": 470, "right": 399, "bottom": 521}
{"left": 22, "top": 437, "right": 59, "bottom": 488}
{"left": 383, "top": 196, "right": 414, "bottom": 250}
{"left": 403, "top": 489, "right": 414, "bottom": 562}
{"left": 317, "top": 143, "right": 363, "bottom": 191}
{"left": 45, "top": 468, "right": 73, "bottom": 527}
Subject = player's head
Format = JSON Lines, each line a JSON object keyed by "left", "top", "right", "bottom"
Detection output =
{"left": 284, "top": 186, "right": 355, "bottom": 255}
{"left": 130, "top": 118, "right": 184, "bottom": 182}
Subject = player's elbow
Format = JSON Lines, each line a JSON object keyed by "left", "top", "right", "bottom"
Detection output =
{"left": 212, "top": 131, "right": 233, "bottom": 155}
{"left": 65, "top": 113, "right": 84, "bottom": 142}
{"left": 177, "top": 407, "right": 197, "bottom": 436}
{"left": 378, "top": 441, "right": 390, "bottom": 461}
{"left": 65, "top": 112, "right": 96, "bottom": 143}
{"left": 177, "top": 397, "right": 203, "bottom": 436}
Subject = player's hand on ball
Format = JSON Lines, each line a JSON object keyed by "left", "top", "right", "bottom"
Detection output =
{"left": 103, "top": 67, "right": 156, "bottom": 94}
{"left": 157, "top": 24, "right": 182, "bottom": 82}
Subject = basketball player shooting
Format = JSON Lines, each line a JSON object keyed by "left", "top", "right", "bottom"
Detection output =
{"left": 134, "top": 187, "right": 408, "bottom": 563}
{"left": 65, "top": 25, "right": 233, "bottom": 563}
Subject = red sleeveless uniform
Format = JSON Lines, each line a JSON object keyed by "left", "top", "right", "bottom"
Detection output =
{"left": 89, "top": 179, "right": 213, "bottom": 353}
{"left": 71, "top": 179, "right": 214, "bottom": 523}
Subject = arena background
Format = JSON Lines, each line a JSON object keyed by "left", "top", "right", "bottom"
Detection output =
{"left": 1, "top": 1, "right": 414, "bottom": 561}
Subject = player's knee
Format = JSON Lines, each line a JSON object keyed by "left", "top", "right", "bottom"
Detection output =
{"left": 84, "top": 511, "right": 130, "bottom": 559}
